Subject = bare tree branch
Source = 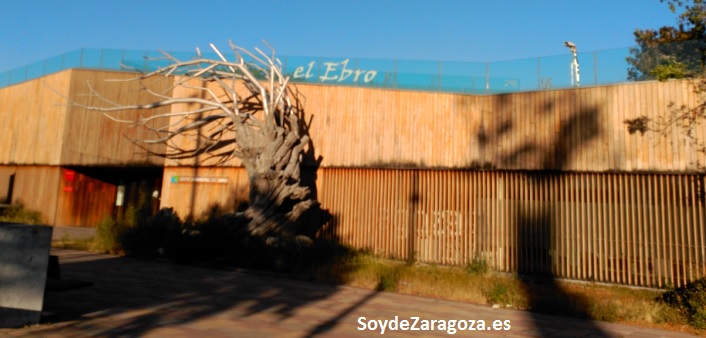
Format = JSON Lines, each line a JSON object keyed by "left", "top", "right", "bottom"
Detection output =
{"left": 72, "top": 41, "right": 316, "bottom": 239}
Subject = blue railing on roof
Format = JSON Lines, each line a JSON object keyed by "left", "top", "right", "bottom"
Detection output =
{"left": 0, "top": 45, "right": 661, "bottom": 94}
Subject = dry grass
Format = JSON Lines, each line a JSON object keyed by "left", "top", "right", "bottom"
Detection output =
{"left": 51, "top": 234, "right": 95, "bottom": 252}
{"left": 48, "top": 236, "right": 699, "bottom": 334}
{"left": 313, "top": 252, "right": 698, "bottom": 334}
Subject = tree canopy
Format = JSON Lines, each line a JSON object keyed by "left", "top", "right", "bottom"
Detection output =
{"left": 627, "top": 0, "right": 706, "bottom": 81}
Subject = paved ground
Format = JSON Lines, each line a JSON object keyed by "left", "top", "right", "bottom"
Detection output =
{"left": 0, "top": 248, "right": 702, "bottom": 338}
{"left": 51, "top": 225, "right": 96, "bottom": 241}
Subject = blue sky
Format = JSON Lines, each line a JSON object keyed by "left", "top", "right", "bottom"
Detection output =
{"left": 0, "top": 0, "right": 679, "bottom": 73}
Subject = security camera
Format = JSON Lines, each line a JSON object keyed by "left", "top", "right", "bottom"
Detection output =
{"left": 564, "top": 41, "right": 576, "bottom": 48}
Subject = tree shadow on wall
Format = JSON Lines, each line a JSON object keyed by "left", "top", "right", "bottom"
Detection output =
{"left": 520, "top": 108, "right": 610, "bottom": 337}
{"left": 469, "top": 91, "right": 611, "bottom": 336}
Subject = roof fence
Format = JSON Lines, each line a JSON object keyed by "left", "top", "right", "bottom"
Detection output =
{"left": 1, "top": 41, "right": 702, "bottom": 94}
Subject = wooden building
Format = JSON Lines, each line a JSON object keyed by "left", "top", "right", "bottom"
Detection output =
{"left": 1, "top": 67, "right": 704, "bottom": 288}
{"left": 0, "top": 69, "right": 170, "bottom": 226}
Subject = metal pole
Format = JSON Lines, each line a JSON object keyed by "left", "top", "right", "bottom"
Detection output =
{"left": 485, "top": 63, "right": 490, "bottom": 93}
{"left": 574, "top": 50, "right": 581, "bottom": 87}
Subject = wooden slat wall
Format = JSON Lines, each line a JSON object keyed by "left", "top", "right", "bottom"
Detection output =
{"left": 0, "top": 72, "right": 71, "bottom": 165}
{"left": 53, "top": 168, "right": 117, "bottom": 227}
{"left": 60, "top": 69, "right": 172, "bottom": 166}
{"left": 308, "top": 80, "right": 699, "bottom": 172}
{"left": 160, "top": 167, "right": 249, "bottom": 219}
{"left": 161, "top": 78, "right": 702, "bottom": 172}
{"left": 316, "top": 168, "right": 706, "bottom": 288}
{"left": 162, "top": 166, "right": 706, "bottom": 288}
{"left": 0, "top": 166, "right": 14, "bottom": 202}
{"left": 0, "top": 166, "right": 60, "bottom": 225}
{"left": 0, "top": 70, "right": 702, "bottom": 172}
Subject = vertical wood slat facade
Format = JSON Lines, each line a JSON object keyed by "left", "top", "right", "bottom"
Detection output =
{"left": 164, "top": 78, "right": 704, "bottom": 172}
{"left": 0, "top": 166, "right": 61, "bottom": 225}
{"left": 314, "top": 168, "right": 706, "bottom": 289}
{"left": 158, "top": 165, "right": 706, "bottom": 289}
{"left": 3, "top": 68, "right": 706, "bottom": 287}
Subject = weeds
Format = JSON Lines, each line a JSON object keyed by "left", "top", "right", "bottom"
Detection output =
{"left": 376, "top": 269, "right": 400, "bottom": 291}
{"left": 94, "top": 216, "right": 129, "bottom": 254}
{"left": 53, "top": 233, "right": 95, "bottom": 251}
{"left": 660, "top": 277, "right": 706, "bottom": 329}
{"left": 484, "top": 281, "right": 511, "bottom": 305}
{"left": 0, "top": 204, "right": 44, "bottom": 224}
{"left": 49, "top": 206, "right": 703, "bottom": 333}
{"left": 466, "top": 257, "right": 490, "bottom": 276}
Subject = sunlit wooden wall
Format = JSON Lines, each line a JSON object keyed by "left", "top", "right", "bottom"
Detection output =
{"left": 0, "top": 72, "right": 71, "bottom": 165}
{"left": 0, "top": 166, "right": 60, "bottom": 225}
{"left": 60, "top": 69, "right": 172, "bottom": 166}
{"left": 0, "top": 69, "right": 173, "bottom": 166}
{"left": 161, "top": 167, "right": 249, "bottom": 219}
{"left": 316, "top": 169, "right": 705, "bottom": 288}
{"left": 2, "top": 72, "right": 700, "bottom": 171}
{"left": 298, "top": 80, "right": 701, "bottom": 171}
{"left": 159, "top": 166, "right": 706, "bottom": 288}
{"left": 163, "top": 79, "right": 703, "bottom": 172}
{"left": 2, "top": 69, "right": 705, "bottom": 287}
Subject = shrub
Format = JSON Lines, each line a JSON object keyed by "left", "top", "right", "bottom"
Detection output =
{"left": 121, "top": 208, "right": 183, "bottom": 257}
{"left": 94, "top": 216, "right": 128, "bottom": 254}
{"left": 182, "top": 212, "right": 249, "bottom": 264}
{"left": 466, "top": 257, "right": 490, "bottom": 276}
{"left": 485, "top": 281, "right": 511, "bottom": 305}
{"left": 376, "top": 267, "right": 401, "bottom": 292}
{"left": 660, "top": 277, "right": 706, "bottom": 329}
{"left": 0, "top": 204, "right": 44, "bottom": 224}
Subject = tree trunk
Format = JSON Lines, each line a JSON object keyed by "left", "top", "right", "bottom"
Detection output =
{"left": 239, "top": 113, "right": 316, "bottom": 239}
{"left": 74, "top": 42, "right": 318, "bottom": 240}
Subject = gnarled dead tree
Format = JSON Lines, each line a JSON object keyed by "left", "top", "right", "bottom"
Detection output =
{"left": 75, "top": 41, "right": 317, "bottom": 239}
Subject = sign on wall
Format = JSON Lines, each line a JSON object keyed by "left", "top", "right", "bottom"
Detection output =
{"left": 291, "top": 58, "right": 378, "bottom": 84}
{"left": 170, "top": 176, "right": 229, "bottom": 184}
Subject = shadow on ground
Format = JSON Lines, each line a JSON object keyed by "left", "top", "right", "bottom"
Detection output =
{"left": 34, "top": 249, "right": 374, "bottom": 337}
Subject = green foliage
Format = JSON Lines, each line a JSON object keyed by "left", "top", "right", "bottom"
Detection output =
{"left": 376, "top": 270, "right": 400, "bottom": 292}
{"left": 627, "top": 0, "right": 706, "bottom": 80}
{"left": 94, "top": 216, "right": 128, "bottom": 254}
{"left": 121, "top": 208, "right": 183, "bottom": 258}
{"left": 650, "top": 58, "right": 690, "bottom": 80}
{"left": 466, "top": 257, "right": 490, "bottom": 276}
{"left": 660, "top": 277, "right": 706, "bottom": 329}
{"left": 484, "top": 280, "right": 512, "bottom": 305}
{"left": 0, "top": 204, "right": 44, "bottom": 224}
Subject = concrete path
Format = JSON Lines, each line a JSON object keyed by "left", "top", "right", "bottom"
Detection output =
{"left": 0, "top": 249, "right": 701, "bottom": 338}
{"left": 51, "top": 226, "right": 96, "bottom": 241}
